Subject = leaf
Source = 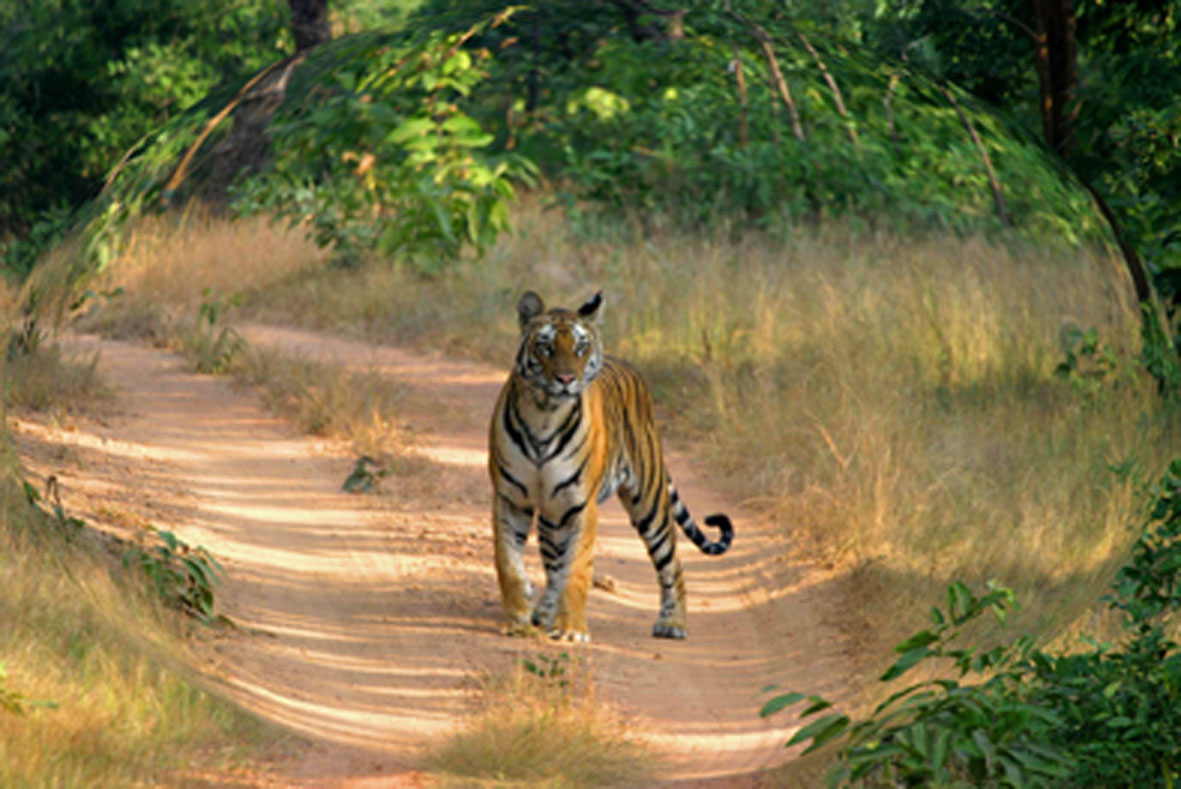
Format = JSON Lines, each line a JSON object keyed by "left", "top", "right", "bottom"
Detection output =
{"left": 881, "top": 645, "right": 932, "bottom": 681}
{"left": 800, "top": 697, "right": 834, "bottom": 717}
{"left": 895, "top": 630, "right": 940, "bottom": 653}
{"left": 759, "top": 692, "right": 806, "bottom": 718}
{"left": 948, "top": 582, "right": 974, "bottom": 621}
{"left": 786, "top": 713, "right": 850, "bottom": 755}
{"left": 802, "top": 714, "right": 850, "bottom": 754}
{"left": 872, "top": 681, "right": 930, "bottom": 715}
{"left": 971, "top": 728, "right": 996, "bottom": 770}
{"left": 441, "top": 114, "right": 483, "bottom": 137}
{"left": 387, "top": 117, "right": 434, "bottom": 145}
{"left": 931, "top": 727, "right": 952, "bottom": 773}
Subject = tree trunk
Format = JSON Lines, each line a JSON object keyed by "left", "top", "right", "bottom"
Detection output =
{"left": 1031, "top": 0, "right": 1078, "bottom": 157}
{"left": 288, "top": 0, "right": 331, "bottom": 52}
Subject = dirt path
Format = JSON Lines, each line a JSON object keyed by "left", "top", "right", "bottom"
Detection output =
{"left": 12, "top": 327, "right": 856, "bottom": 786}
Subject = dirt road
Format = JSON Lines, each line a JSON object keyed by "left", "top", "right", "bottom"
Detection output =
{"left": 12, "top": 326, "right": 855, "bottom": 786}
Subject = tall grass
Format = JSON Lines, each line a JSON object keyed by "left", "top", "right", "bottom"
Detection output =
{"left": 78, "top": 211, "right": 330, "bottom": 343}
{"left": 229, "top": 344, "right": 410, "bottom": 460}
{"left": 83, "top": 199, "right": 1173, "bottom": 692}
{"left": 230, "top": 201, "right": 1166, "bottom": 649}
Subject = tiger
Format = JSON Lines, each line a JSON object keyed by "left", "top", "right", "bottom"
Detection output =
{"left": 488, "top": 290, "right": 734, "bottom": 642}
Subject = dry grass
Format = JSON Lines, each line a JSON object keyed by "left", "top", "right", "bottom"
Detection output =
{"left": 66, "top": 198, "right": 1177, "bottom": 773}
{"left": 4, "top": 339, "right": 108, "bottom": 415}
{"left": 234, "top": 199, "right": 1170, "bottom": 650}
{"left": 76, "top": 211, "right": 329, "bottom": 343}
{"left": 98, "top": 210, "right": 329, "bottom": 316}
{"left": 230, "top": 344, "right": 410, "bottom": 460}
{"left": 424, "top": 652, "right": 654, "bottom": 787}
{"left": 0, "top": 471, "right": 280, "bottom": 787}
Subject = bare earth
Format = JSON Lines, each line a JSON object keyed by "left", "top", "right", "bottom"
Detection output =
{"left": 12, "top": 326, "right": 856, "bottom": 787}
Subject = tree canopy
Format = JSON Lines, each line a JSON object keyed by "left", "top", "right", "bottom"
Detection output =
{"left": 2, "top": 0, "right": 1177, "bottom": 300}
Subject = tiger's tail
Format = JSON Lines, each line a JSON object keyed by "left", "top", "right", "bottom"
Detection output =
{"left": 668, "top": 478, "right": 734, "bottom": 556}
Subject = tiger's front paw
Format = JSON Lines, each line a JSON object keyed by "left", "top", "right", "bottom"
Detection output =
{"left": 652, "top": 620, "right": 687, "bottom": 640}
{"left": 530, "top": 598, "right": 557, "bottom": 629}
{"left": 547, "top": 628, "right": 591, "bottom": 644}
{"left": 503, "top": 620, "right": 543, "bottom": 638}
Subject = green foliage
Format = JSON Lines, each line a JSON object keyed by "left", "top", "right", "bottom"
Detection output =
{"left": 1054, "top": 324, "right": 1141, "bottom": 400}
{"left": 414, "top": 2, "right": 1107, "bottom": 243}
{"left": 123, "top": 529, "right": 225, "bottom": 625}
{"left": 764, "top": 583, "right": 1072, "bottom": 787}
{"left": 341, "top": 455, "right": 388, "bottom": 493}
{"left": 857, "top": 0, "right": 1181, "bottom": 280}
{"left": 520, "top": 651, "right": 572, "bottom": 690}
{"left": 764, "top": 461, "right": 1181, "bottom": 788}
{"left": 232, "top": 12, "right": 537, "bottom": 270}
{"left": 1140, "top": 303, "right": 1181, "bottom": 398}
{"left": 187, "top": 287, "right": 245, "bottom": 374}
{"left": 0, "top": 0, "right": 291, "bottom": 256}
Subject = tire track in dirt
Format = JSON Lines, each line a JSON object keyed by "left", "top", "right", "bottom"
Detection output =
{"left": 16, "top": 328, "right": 857, "bottom": 786}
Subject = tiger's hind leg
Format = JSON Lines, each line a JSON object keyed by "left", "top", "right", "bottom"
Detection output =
{"left": 619, "top": 481, "right": 688, "bottom": 639}
{"left": 492, "top": 495, "right": 537, "bottom": 636}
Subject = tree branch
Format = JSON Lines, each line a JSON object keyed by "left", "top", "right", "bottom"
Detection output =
{"left": 730, "top": 43, "right": 749, "bottom": 147}
{"left": 735, "top": 19, "right": 805, "bottom": 141}
{"left": 797, "top": 32, "right": 858, "bottom": 147}
{"left": 940, "top": 85, "right": 1009, "bottom": 227}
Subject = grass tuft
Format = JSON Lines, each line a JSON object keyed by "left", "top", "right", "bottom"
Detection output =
{"left": 230, "top": 344, "right": 409, "bottom": 461}
{"left": 4, "top": 338, "right": 107, "bottom": 414}
{"left": 424, "top": 653, "right": 654, "bottom": 787}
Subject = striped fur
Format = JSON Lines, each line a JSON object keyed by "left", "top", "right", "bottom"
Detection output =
{"left": 488, "top": 290, "right": 734, "bottom": 642}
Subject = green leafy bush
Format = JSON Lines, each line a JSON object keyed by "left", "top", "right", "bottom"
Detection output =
{"left": 124, "top": 529, "right": 225, "bottom": 625}
{"left": 232, "top": 13, "right": 537, "bottom": 270}
{"left": 765, "top": 460, "right": 1181, "bottom": 788}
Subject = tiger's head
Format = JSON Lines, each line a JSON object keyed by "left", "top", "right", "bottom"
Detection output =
{"left": 514, "top": 290, "right": 604, "bottom": 402}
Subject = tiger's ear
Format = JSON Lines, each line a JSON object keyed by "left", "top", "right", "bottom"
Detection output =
{"left": 517, "top": 291, "right": 545, "bottom": 330}
{"left": 577, "top": 291, "right": 603, "bottom": 322}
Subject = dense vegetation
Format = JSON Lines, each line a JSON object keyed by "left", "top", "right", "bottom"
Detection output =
{"left": 3, "top": 2, "right": 1177, "bottom": 279}
{"left": 766, "top": 460, "right": 1181, "bottom": 787}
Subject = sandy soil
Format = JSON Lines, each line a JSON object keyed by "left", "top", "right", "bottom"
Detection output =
{"left": 11, "top": 326, "right": 857, "bottom": 787}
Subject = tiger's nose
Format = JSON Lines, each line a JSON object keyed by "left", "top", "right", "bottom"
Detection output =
{"left": 555, "top": 373, "right": 575, "bottom": 385}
